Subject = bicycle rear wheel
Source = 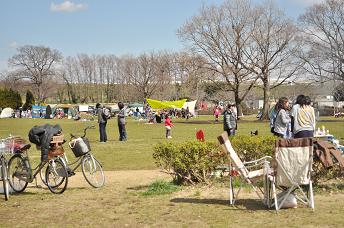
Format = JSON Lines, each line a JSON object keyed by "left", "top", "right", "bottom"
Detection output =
{"left": 7, "top": 154, "right": 28, "bottom": 193}
{"left": 45, "top": 158, "right": 68, "bottom": 194}
{"left": 81, "top": 154, "right": 105, "bottom": 188}
{"left": 1, "top": 157, "right": 9, "bottom": 200}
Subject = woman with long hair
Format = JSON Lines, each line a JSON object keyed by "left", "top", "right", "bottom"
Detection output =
{"left": 272, "top": 97, "right": 291, "bottom": 138}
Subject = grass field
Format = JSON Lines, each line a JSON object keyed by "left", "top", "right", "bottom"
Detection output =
{"left": 0, "top": 116, "right": 344, "bottom": 227}
{"left": 0, "top": 115, "right": 343, "bottom": 170}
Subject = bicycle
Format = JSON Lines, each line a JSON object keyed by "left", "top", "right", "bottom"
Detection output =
{"left": 40, "top": 126, "right": 105, "bottom": 188}
{"left": 0, "top": 136, "right": 15, "bottom": 201}
{"left": 7, "top": 134, "right": 69, "bottom": 194}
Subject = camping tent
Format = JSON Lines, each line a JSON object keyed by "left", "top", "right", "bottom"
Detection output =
{"left": 31, "top": 105, "right": 46, "bottom": 118}
{"left": 128, "top": 103, "right": 144, "bottom": 113}
{"left": 146, "top": 99, "right": 187, "bottom": 109}
{"left": 52, "top": 104, "right": 76, "bottom": 118}
{"left": 182, "top": 100, "right": 197, "bottom": 115}
{"left": 0, "top": 107, "right": 14, "bottom": 118}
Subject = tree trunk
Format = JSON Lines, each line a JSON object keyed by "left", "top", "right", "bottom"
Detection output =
{"left": 260, "top": 75, "right": 270, "bottom": 120}
{"left": 234, "top": 93, "right": 242, "bottom": 117}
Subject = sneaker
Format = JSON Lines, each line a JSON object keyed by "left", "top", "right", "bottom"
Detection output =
{"left": 167, "top": 136, "right": 172, "bottom": 139}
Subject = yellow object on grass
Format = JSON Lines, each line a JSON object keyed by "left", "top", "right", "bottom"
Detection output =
{"left": 146, "top": 99, "right": 187, "bottom": 109}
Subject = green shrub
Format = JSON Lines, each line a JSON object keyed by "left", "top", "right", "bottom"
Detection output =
{"left": 153, "top": 141, "right": 226, "bottom": 185}
{"left": 230, "top": 135, "right": 277, "bottom": 162}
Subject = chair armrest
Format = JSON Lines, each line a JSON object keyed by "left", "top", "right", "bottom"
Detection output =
{"left": 243, "top": 156, "right": 272, "bottom": 166}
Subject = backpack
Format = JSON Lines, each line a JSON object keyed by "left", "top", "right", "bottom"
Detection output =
{"left": 102, "top": 108, "right": 111, "bottom": 119}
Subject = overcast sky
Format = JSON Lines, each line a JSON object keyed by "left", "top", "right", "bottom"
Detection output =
{"left": 0, "top": 0, "right": 324, "bottom": 72}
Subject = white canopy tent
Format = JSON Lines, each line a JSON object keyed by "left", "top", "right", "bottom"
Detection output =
{"left": 0, "top": 107, "right": 13, "bottom": 118}
{"left": 182, "top": 100, "right": 197, "bottom": 115}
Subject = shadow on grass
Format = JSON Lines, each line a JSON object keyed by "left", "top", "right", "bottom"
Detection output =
{"left": 127, "top": 185, "right": 150, "bottom": 191}
{"left": 170, "top": 198, "right": 271, "bottom": 211}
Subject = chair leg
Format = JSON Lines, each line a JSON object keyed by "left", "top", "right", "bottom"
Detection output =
{"left": 271, "top": 177, "right": 278, "bottom": 212}
{"left": 309, "top": 181, "right": 314, "bottom": 210}
{"left": 229, "top": 173, "right": 233, "bottom": 205}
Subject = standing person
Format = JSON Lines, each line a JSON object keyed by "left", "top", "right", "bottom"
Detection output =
{"left": 185, "top": 107, "right": 190, "bottom": 120}
{"left": 117, "top": 102, "right": 127, "bottom": 141}
{"left": 96, "top": 103, "right": 107, "bottom": 143}
{"left": 273, "top": 97, "right": 291, "bottom": 138}
{"left": 214, "top": 106, "right": 220, "bottom": 122}
{"left": 165, "top": 114, "right": 174, "bottom": 139}
{"left": 290, "top": 95, "right": 316, "bottom": 138}
{"left": 223, "top": 104, "right": 237, "bottom": 136}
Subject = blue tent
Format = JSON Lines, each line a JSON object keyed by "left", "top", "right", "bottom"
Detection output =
{"left": 31, "top": 105, "right": 46, "bottom": 118}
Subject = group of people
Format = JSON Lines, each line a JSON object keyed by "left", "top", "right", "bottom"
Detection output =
{"left": 270, "top": 95, "right": 315, "bottom": 139}
{"left": 96, "top": 95, "right": 316, "bottom": 142}
{"left": 221, "top": 94, "right": 316, "bottom": 139}
{"left": 96, "top": 102, "right": 127, "bottom": 143}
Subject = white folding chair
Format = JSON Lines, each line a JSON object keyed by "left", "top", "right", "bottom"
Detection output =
{"left": 218, "top": 132, "right": 272, "bottom": 206}
{"left": 268, "top": 138, "right": 315, "bottom": 211}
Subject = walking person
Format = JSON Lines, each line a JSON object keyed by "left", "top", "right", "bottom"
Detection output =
{"left": 96, "top": 103, "right": 107, "bottom": 143}
{"left": 165, "top": 114, "right": 174, "bottom": 139}
{"left": 272, "top": 97, "right": 291, "bottom": 138}
{"left": 223, "top": 104, "right": 237, "bottom": 136}
{"left": 117, "top": 102, "right": 127, "bottom": 141}
{"left": 290, "top": 95, "right": 316, "bottom": 138}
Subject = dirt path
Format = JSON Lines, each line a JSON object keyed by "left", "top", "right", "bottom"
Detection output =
{"left": 67, "top": 169, "right": 171, "bottom": 188}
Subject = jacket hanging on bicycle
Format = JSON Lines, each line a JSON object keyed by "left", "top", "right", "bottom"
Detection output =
{"left": 28, "top": 124, "right": 62, "bottom": 161}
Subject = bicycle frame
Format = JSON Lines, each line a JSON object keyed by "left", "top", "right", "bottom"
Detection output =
{"left": 60, "top": 152, "right": 98, "bottom": 173}
{"left": 15, "top": 151, "right": 48, "bottom": 183}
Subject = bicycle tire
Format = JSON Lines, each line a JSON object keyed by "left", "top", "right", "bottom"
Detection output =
{"left": 45, "top": 158, "right": 68, "bottom": 194}
{"left": 81, "top": 154, "right": 105, "bottom": 188}
{"left": 7, "top": 154, "right": 28, "bottom": 193}
{"left": 1, "top": 157, "right": 9, "bottom": 201}
{"left": 39, "top": 163, "right": 48, "bottom": 186}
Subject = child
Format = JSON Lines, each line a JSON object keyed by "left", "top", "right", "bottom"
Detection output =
{"left": 165, "top": 114, "right": 174, "bottom": 139}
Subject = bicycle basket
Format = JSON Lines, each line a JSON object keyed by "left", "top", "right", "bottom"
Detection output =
{"left": 69, "top": 137, "right": 91, "bottom": 157}
{"left": 48, "top": 145, "right": 65, "bottom": 159}
{"left": 0, "top": 136, "right": 26, "bottom": 154}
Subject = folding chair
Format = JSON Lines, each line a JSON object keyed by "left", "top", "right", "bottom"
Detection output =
{"left": 268, "top": 138, "right": 314, "bottom": 211}
{"left": 217, "top": 132, "right": 272, "bottom": 205}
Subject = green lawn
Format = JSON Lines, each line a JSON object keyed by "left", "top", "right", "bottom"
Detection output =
{"left": 0, "top": 115, "right": 343, "bottom": 171}
{"left": 1, "top": 116, "right": 344, "bottom": 227}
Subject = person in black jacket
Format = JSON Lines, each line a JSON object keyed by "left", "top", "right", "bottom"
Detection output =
{"left": 117, "top": 102, "right": 127, "bottom": 141}
{"left": 28, "top": 124, "right": 62, "bottom": 162}
{"left": 96, "top": 103, "right": 107, "bottom": 143}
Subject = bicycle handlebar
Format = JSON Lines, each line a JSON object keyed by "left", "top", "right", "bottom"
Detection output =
{"left": 70, "top": 125, "right": 95, "bottom": 139}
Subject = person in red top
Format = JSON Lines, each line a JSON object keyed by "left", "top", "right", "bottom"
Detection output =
{"left": 165, "top": 114, "right": 174, "bottom": 139}
{"left": 214, "top": 106, "right": 220, "bottom": 122}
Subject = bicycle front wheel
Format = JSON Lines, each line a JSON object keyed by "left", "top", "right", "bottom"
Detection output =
{"left": 7, "top": 154, "right": 28, "bottom": 193}
{"left": 45, "top": 158, "right": 68, "bottom": 194}
{"left": 1, "top": 157, "right": 9, "bottom": 200}
{"left": 82, "top": 154, "right": 105, "bottom": 188}
{"left": 39, "top": 162, "right": 48, "bottom": 186}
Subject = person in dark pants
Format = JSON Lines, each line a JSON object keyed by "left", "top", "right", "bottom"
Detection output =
{"left": 223, "top": 103, "right": 237, "bottom": 136}
{"left": 96, "top": 103, "right": 107, "bottom": 142}
{"left": 117, "top": 102, "right": 127, "bottom": 141}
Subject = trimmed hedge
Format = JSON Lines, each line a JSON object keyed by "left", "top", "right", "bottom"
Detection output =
{"left": 153, "top": 141, "right": 226, "bottom": 185}
{"left": 230, "top": 135, "right": 276, "bottom": 162}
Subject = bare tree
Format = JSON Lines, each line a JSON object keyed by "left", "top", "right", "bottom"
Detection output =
{"left": 299, "top": 0, "right": 344, "bottom": 82}
{"left": 178, "top": 0, "right": 259, "bottom": 115}
{"left": 249, "top": 1, "right": 301, "bottom": 119}
{"left": 8, "top": 45, "right": 62, "bottom": 103}
{"left": 124, "top": 52, "right": 164, "bottom": 100}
